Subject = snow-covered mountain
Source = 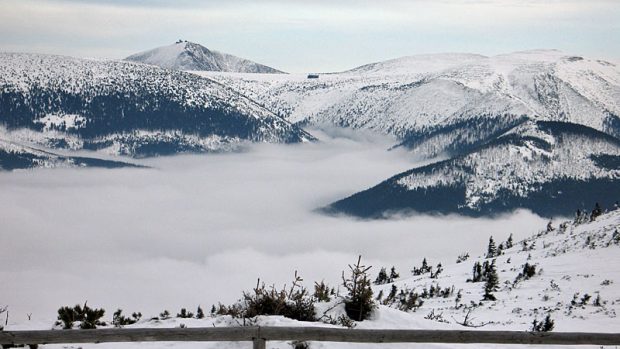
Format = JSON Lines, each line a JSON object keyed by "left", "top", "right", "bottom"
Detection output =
{"left": 126, "top": 41, "right": 284, "bottom": 74}
{"left": 325, "top": 121, "right": 620, "bottom": 218}
{"left": 205, "top": 50, "right": 620, "bottom": 157}
{"left": 299, "top": 51, "right": 620, "bottom": 217}
{"left": 0, "top": 53, "right": 313, "bottom": 159}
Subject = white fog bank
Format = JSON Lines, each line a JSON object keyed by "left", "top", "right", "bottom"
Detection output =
{"left": 0, "top": 134, "right": 547, "bottom": 323}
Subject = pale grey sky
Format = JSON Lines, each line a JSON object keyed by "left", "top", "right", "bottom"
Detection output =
{"left": 0, "top": 0, "right": 618, "bottom": 72}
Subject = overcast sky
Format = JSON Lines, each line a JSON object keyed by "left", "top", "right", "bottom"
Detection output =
{"left": 0, "top": 0, "right": 619, "bottom": 73}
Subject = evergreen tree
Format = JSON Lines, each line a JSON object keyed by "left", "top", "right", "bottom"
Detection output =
{"left": 402, "top": 291, "right": 423, "bottom": 311}
{"left": 575, "top": 209, "right": 582, "bottom": 224}
{"left": 385, "top": 284, "right": 398, "bottom": 304}
{"left": 470, "top": 261, "right": 483, "bottom": 282}
{"left": 483, "top": 260, "right": 491, "bottom": 279}
{"left": 56, "top": 303, "right": 105, "bottom": 329}
{"left": 612, "top": 229, "right": 620, "bottom": 245}
{"left": 313, "top": 281, "right": 332, "bottom": 302}
{"left": 412, "top": 258, "right": 432, "bottom": 276}
{"left": 342, "top": 256, "right": 375, "bottom": 321}
{"left": 523, "top": 263, "right": 536, "bottom": 279}
{"left": 590, "top": 202, "right": 603, "bottom": 221}
{"left": 456, "top": 252, "right": 470, "bottom": 263}
{"left": 506, "top": 233, "right": 514, "bottom": 249}
{"left": 531, "top": 314, "right": 555, "bottom": 332}
{"left": 112, "top": 309, "right": 141, "bottom": 327}
{"left": 421, "top": 258, "right": 429, "bottom": 273}
{"left": 177, "top": 308, "right": 193, "bottom": 318}
{"left": 430, "top": 263, "right": 443, "bottom": 279}
{"left": 375, "top": 290, "right": 384, "bottom": 302}
{"left": 195, "top": 306, "right": 205, "bottom": 319}
{"left": 486, "top": 237, "right": 497, "bottom": 258}
{"left": 593, "top": 294, "right": 602, "bottom": 307}
{"left": 398, "top": 289, "right": 407, "bottom": 305}
{"left": 482, "top": 259, "right": 499, "bottom": 301}
{"left": 389, "top": 266, "right": 400, "bottom": 282}
{"left": 454, "top": 289, "right": 463, "bottom": 308}
{"left": 374, "top": 267, "right": 388, "bottom": 285}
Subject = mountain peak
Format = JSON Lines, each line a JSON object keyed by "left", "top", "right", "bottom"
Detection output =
{"left": 126, "top": 41, "right": 284, "bottom": 74}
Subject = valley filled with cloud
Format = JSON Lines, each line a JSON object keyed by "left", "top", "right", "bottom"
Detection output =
{"left": 0, "top": 131, "right": 547, "bottom": 323}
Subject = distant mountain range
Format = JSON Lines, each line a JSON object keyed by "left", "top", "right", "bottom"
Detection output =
{"left": 199, "top": 50, "right": 620, "bottom": 217}
{"left": 209, "top": 50, "right": 620, "bottom": 158}
{"left": 1, "top": 48, "right": 619, "bottom": 218}
{"left": 0, "top": 52, "right": 313, "bottom": 166}
{"left": 126, "top": 41, "right": 284, "bottom": 74}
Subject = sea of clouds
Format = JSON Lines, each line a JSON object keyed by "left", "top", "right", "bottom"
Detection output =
{"left": 0, "top": 130, "right": 547, "bottom": 323}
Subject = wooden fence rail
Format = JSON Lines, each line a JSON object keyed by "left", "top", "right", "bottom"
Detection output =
{"left": 2, "top": 327, "right": 620, "bottom": 349}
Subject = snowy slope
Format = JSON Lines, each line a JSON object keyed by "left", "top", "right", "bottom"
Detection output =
{"left": 326, "top": 121, "right": 620, "bottom": 217}
{"left": 0, "top": 135, "right": 142, "bottom": 170}
{"left": 0, "top": 53, "right": 313, "bottom": 158}
{"left": 203, "top": 50, "right": 620, "bottom": 156}
{"left": 126, "top": 41, "right": 284, "bottom": 74}
{"left": 4, "top": 210, "right": 620, "bottom": 348}
{"left": 370, "top": 207, "right": 620, "bottom": 333}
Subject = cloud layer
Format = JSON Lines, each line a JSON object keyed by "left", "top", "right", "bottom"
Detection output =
{"left": 0, "top": 0, "right": 618, "bottom": 72}
{"left": 0, "top": 133, "right": 548, "bottom": 323}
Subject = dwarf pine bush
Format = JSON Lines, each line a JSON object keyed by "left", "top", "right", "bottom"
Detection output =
{"left": 55, "top": 302, "right": 105, "bottom": 329}
{"left": 217, "top": 271, "right": 316, "bottom": 322}
{"left": 112, "top": 309, "right": 141, "bottom": 327}
{"left": 531, "top": 314, "right": 555, "bottom": 332}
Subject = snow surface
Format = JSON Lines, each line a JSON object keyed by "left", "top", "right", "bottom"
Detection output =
{"left": 34, "top": 114, "right": 86, "bottom": 132}
{"left": 126, "top": 41, "right": 284, "bottom": 74}
{"left": 0, "top": 52, "right": 313, "bottom": 160}
{"left": 371, "top": 209, "right": 620, "bottom": 334}
{"left": 0, "top": 53, "right": 285, "bottom": 121}
{"left": 396, "top": 121, "right": 620, "bottom": 209}
{"left": 0, "top": 135, "right": 138, "bottom": 170}
{"left": 4, "top": 209, "right": 619, "bottom": 349}
{"left": 198, "top": 50, "right": 620, "bottom": 143}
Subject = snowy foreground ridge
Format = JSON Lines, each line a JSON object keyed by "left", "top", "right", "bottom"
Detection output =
{"left": 5, "top": 209, "right": 620, "bottom": 348}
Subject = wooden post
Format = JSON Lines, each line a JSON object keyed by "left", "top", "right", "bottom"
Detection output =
{"left": 252, "top": 337, "right": 266, "bottom": 349}
{"left": 253, "top": 326, "right": 266, "bottom": 349}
